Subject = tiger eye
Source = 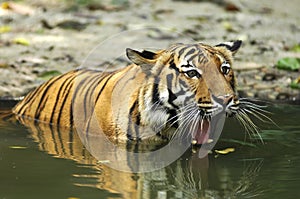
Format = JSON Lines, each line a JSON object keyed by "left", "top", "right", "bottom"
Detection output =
{"left": 220, "top": 62, "right": 231, "bottom": 75}
{"left": 186, "top": 70, "right": 201, "bottom": 78}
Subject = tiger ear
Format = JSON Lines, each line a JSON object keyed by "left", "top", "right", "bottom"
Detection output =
{"left": 126, "top": 48, "right": 159, "bottom": 72}
{"left": 215, "top": 40, "right": 242, "bottom": 55}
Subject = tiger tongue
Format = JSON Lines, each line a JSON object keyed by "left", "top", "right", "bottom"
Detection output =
{"left": 194, "top": 119, "right": 210, "bottom": 145}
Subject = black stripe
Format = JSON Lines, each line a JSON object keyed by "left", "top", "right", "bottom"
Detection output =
{"left": 49, "top": 76, "right": 73, "bottom": 124}
{"left": 82, "top": 74, "right": 105, "bottom": 119}
{"left": 176, "top": 87, "right": 186, "bottom": 96}
{"left": 71, "top": 71, "right": 96, "bottom": 115}
{"left": 118, "top": 68, "right": 139, "bottom": 92}
{"left": 189, "top": 53, "right": 200, "bottom": 62}
{"left": 166, "top": 74, "right": 174, "bottom": 91}
{"left": 68, "top": 130, "right": 74, "bottom": 156}
{"left": 34, "top": 76, "right": 65, "bottom": 121}
{"left": 56, "top": 85, "right": 73, "bottom": 127}
{"left": 152, "top": 75, "right": 164, "bottom": 106}
{"left": 29, "top": 73, "right": 68, "bottom": 115}
{"left": 139, "top": 50, "right": 156, "bottom": 59}
{"left": 183, "top": 94, "right": 195, "bottom": 105}
{"left": 169, "top": 60, "right": 180, "bottom": 73}
{"left": 166, "top": 73, "right": 179, "bottom": 109}
{"left": 55, "top": 125, "right": 66, "bottom": 155}
{"left": 80, "top": 71, "right": 115, "bottom": 133}
{"left": 198, "top": 55, "right": 208, "bottom": 64}
{"left": 179, "top": 79, "right": 188, "bottom": 88}
{"left": 60, "top": 75, "right": 77, "bottom": 127}
{"left": 61, "top": 72, "right": 77, "bottom": 97}
{"left": 49, "top": 124, "right": 60, "bottom": 155}
{"left": 167, "top": 109, "right": 178, "bottom": 128}
{"left": 215, "top": 41, "right": 242, "bottom": 52}
{"left": 133, "top": 112, "right": 141, "bottom": 140}
{"left": 54, "top": 71, "right": 85, "bottom": 126}
{"left": 126, "top": 141, "right": 139, "bottom": 171}
{"left": 129, "top": 99, "right": 141, "bottom": 126}
{"left": 178, "top": 46, "right": 188, "bottom": 56}
{"left": 185, "top": 48, "right": 196, "bottom": 57}
{"left": 152, "top": 82, "right": 162, "bottom": 106}
{"left": 36, "top": 123, "right": 45, "bottom": 150}
{"left": 127, "top": 99, "right": 138, "bottom": 140}
{"left": 17, "top": 79, "right": 49, "bottom": 115}
{"left": 168, "top": 89, "right": 179, "bottom": 109}
{"left": 36, "top": 95, "right": 49, "bottom": 123}
{"left": 84, "top": 116, "right": 92, "bottom": 138}
{"left": 69, "top": 100, "right": 73, "bottom": 126}
{"left": 56, "top": 71, "right": 84, "bottom": 127}
{"left": 94, "top": 73, "right": 115, "bottom": 104}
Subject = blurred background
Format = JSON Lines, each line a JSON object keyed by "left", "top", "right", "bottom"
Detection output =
{"left": 0, "top": 0, "right": 299, "bottom": 103}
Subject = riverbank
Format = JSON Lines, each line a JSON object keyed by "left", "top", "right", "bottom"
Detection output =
{"left": 0, "top": 0, "right": 299, "bottom": 103}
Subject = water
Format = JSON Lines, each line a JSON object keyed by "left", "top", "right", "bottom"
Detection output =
{"left": 0, "top": 104, "right": 300, "bottom": 199}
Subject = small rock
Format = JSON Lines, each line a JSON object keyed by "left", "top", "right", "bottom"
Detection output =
{"left": 225, "top": 2, "right": 240, "bottom": 12}
{"left": 276, "top": 93, "right": 291, "bottom": 101}
{"left": 56, "top": 20, "right": 88, "bottom": 31}
{"left": 262, "top": 73, "right": 277, "bottom": 81}
{"left": 0, "top": 61, "right": 9, "bottom": 68}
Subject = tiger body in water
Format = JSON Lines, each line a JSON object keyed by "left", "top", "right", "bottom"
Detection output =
{"left": 13, "top": 40, "right": 260, "bottom": 145}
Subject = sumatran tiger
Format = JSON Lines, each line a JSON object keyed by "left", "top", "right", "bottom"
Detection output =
{"left": 12, "top": 40, "right": 263, "bottom": 145}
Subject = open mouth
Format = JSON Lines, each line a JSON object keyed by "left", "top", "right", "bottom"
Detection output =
{"left": 192, "top": 119, "right": 213, "bottom": 145}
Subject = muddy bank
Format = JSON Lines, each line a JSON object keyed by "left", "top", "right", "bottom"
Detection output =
{"left": 0, "top": 0, "right": 299, "bottom": 103}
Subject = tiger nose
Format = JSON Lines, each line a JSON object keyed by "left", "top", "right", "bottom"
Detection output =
{"left": 213, "top": 94, "right": 234, "bottom": 106}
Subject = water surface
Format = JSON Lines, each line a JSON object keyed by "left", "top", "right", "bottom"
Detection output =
{"left": 0, "top": 104, "right": 299, "bottom": 199}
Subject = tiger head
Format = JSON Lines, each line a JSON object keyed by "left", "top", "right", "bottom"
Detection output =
{"left": 126, "top": 41, "right": 244, "bottom": 145}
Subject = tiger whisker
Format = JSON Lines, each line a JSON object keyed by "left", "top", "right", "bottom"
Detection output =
{"left": 171, "top": 111, "right": 195, "bottom": 139}
{"left": 232, "top": 97, "right": 278, "bottom": 143}
{"left": 235, "top": 113, "right": 255, "bottom": 139}
{"left": 239, "top": 102, "right": 271, "bottom": 114}
{"left": 242, "top": 108, "right": 272, "bottom": 123}
{"left": 236, "top": 109, "right": 263, "bottom": 143}
{"left": 148, "top": 100, "right": 162, "bottom": 112}
{"left": 171, "top": 108, "right": 199, "bottom": 140}
{"left": 156, "top": 103, "right": 196, "bottom": 132}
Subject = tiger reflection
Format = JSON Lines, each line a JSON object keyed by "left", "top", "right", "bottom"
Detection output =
{"left": 19, "top": 117, "right": 264, "bottom": 199}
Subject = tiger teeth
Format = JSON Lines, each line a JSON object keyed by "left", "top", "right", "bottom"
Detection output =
{"left": 192, "top": 139, "right": 213, "bottom": 144}
{"left": 207, "top": 139, "right": 214, "bottom": 144}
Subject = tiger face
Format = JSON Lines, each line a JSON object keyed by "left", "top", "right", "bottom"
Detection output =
{"left": 126, "top": 41, "right": 242, "bottom": 145}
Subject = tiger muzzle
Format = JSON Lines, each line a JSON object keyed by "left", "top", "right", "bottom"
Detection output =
{"left": 192, "top": 95, "right": 235, "bottom": 145}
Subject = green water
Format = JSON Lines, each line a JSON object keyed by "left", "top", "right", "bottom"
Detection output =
{"left": 0, "top": 104, "right": 300, "bottom": 199}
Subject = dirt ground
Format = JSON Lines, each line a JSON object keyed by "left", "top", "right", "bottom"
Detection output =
{"left": 0, "top": 0, "right": 299, "bottom": 103}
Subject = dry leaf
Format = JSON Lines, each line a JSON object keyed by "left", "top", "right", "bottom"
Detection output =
{"left": 0, "top": 25, "right": 11, "bottom": 33}
{"left": 215, "top": 148, "right": 235, "bottom": 155}
{"left": 1, "top": 1, "right": 35, "bottom": 15}
{"left": 9, "top": 146, "right": 27, "bottom": 149}
{"left": 13, "top": 37, "right": 30, "bottom": 46}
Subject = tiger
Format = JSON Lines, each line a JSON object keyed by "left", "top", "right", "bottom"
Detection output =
{"left": 13, "top": 40, "right": 262, "bottom": 145}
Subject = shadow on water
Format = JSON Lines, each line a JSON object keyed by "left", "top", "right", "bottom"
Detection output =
{"left": 1, "top": 103, "right": 300, "bottom": 199}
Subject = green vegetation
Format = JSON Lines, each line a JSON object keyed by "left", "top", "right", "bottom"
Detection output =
{"left": 290, "top": 79, "right": 300, "bottom": 89}
{"left": 276, "top": 57, "right": 300, "bottom": 71}
{"left": 275, "top": 57, "right": 300, "bottom": 89}
{"left": 38, "top": 70, "right": 62, "bottom": 80}
{"left": 291, "top": 44, "right": 300, "bottom": 52}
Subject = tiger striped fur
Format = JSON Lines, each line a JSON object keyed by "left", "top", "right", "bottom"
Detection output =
{"left": 13, "top": 41, "right": 253, "bottom": 145}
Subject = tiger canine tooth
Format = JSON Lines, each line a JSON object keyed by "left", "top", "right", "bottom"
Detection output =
{"left": 192, "top": 140, "right": 197, "bottom": 145}
{"left": 207, "top": 139, "right": 214, "bottom": 143}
